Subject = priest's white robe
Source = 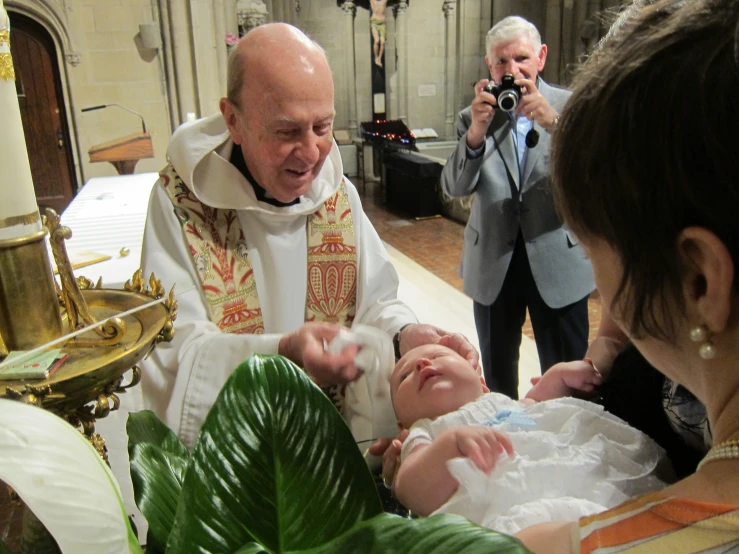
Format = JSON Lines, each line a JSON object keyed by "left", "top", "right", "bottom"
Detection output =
{"left": 139, "top": 114, "right": 416, "bottom": 448}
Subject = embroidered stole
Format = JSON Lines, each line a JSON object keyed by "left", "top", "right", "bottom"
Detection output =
{"left": 159, "top": 163, "right": 357, "bottom": 334}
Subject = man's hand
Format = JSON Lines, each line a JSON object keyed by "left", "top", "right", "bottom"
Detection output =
{"left": 399, "top": 323, "right": 480, "bottom": 372}
{"left": 525, "top": 359, "right": 602, "bottom": 402}
{"left": 278, "top": 321, "right": 362, "bottom": 386}
{"left": 466, "top": 79, "right": 498, "bottom": 149}
{"left": 368, "top": 429, "right": 409, "bottom": 493}
{"left": 451, "top": 426, "right": 514, "bottom": 474}
{"left": 515, "top": 75, "right": 558, "bottom": 131}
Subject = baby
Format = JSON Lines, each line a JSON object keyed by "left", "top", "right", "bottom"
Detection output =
{"left": 389, "top": 344, "right": 671, "bottom": 533}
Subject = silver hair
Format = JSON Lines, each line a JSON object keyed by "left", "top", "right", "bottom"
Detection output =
{"left": 485, "top": 16, "right": 542, "bottom": 57}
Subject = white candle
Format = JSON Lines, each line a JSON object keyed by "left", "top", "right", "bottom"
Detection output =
{"left": 0, "top": 1, "right": 42, "bottom": 240}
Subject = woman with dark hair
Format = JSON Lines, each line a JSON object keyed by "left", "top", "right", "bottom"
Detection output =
{"left": 517, "top": 0, "right": 739, "bottom": 550}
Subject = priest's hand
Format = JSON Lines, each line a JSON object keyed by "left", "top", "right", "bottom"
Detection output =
{"left": 278, "top": 321, "right": 363, "bottom": 385}
{"left": 397, "top": 323, "right": 480, "bottom": 372}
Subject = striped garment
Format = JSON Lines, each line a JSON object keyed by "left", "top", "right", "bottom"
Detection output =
{"left": 579, "top": 492, "right": 739, "bottom": 553}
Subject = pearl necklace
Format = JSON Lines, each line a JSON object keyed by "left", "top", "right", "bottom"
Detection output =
{"left": 697, "top": 439, "right": 739, "bottom": 471}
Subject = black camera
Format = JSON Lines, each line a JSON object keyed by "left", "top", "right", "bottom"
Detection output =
{"left": 483, "top": 74, "right": 521, "bottom": 112}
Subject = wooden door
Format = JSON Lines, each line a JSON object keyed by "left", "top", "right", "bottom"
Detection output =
{"left": 9, "top": 11, "right": 76, "bottom": 213}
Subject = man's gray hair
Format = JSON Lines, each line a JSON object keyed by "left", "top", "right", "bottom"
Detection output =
{"left": 226, "top": 45, "right": 244, "bottom": 108}
{"left": 485, "top": 16, "right": 542, "bottom": 57}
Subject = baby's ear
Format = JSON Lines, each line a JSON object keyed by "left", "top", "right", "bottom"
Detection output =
{"left": 479, "top": 376, "right": 489, "bottom": 393}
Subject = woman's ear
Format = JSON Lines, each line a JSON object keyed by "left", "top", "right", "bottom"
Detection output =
{"left": 480, "top": 376, "right": 490, "bottom": 393}
{"left": 677, "top": 226, "right": 735, "bottom": 333}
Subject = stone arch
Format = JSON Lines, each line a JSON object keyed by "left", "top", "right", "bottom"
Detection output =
{"left": 5, "top": 0, "right": 78, "bottom": 65}
{"left": 5, "top": 0, "right": 83, "bottom": 187}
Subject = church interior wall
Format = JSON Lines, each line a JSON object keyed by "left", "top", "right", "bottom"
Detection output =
{"left": 6, "top": 0, "right": 627, "bottom": 191}
{"left": 403, "top": 1, "right": 447, "bottom": 136}
{"left": 301, "top": 0, "right": 361, "bottom": 130}
{"left": 72, "top": 0, "right": 171, "bottom": 180}
{"left": 8, "top": 0, "right": 173, "bottom": 182}
{"left": 457, "top": 0, "right": 487, "bottom": 115}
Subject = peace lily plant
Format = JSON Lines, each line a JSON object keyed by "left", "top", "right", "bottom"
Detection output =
{"left": 0, "top": 355, "right": 532, "bottom": 554}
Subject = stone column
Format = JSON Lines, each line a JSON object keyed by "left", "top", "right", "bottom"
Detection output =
{"left": 190, "top": 0, "right": 222, "bottom": 117}
{"left": 456, "top": 0, "right": 466, "bottom": 115}
{"left": 237, "top": 0, "right": 268, "bottom": 34}
{"left": 443, "top": 0, "right": 457, "bottom": 139}
{"left": 213, "top": 0, "right": 228, "bottom": 95}
{"left": 341, "top": 1, "right": 358, "bottom": 135}
{"left": 170, "top": 1, "right": 199, "bottom": 122}
{"left": 394, "top": 0, "right": 408, "bottom": 125}
{"left": 224, "top": 0, "right": 238, "bottom": 36}
{"left": 272, "top": 0, "right": 284, "bottom": 22}
{"left": 492, "top": 0, "right": 512, "bottom": 24}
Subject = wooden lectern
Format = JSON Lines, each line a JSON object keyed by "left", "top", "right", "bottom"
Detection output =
{"left": 88, "top": 132, "right": 154, "bottom": 175}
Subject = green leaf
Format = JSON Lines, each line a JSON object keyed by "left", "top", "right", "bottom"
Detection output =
{"left": 128, "top": 410, "right": 189, "bottom": 459}
{"left": 291, "top": 513, "right": 532, "bottom": 554}
{"left": 127, "top": 410, "right": 190, "bottom": 554}
{"left": 233, "top": 545, "right": 273, "bottom": 554}
{"left": 166, "top": 354, "right": 383, "bottom": 553}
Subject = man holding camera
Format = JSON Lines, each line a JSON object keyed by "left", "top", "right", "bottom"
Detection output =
{"left": 440, "top": 16, "right": 594, "bottom": 399}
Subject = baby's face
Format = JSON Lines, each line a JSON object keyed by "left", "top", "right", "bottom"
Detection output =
{"left": 390, "top": 344, "right": 487, "bottom": 429}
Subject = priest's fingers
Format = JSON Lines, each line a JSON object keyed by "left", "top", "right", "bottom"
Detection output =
{"left": 307, "top": 358, "right": 363, "bottom": 386}
{"left": 438, "top": 332, "right": 480, "bottom": 371}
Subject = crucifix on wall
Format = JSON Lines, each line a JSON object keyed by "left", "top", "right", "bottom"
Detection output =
{"left": 340, "top": 0, "right": 406, "bottom": 121}
{"left": 370, "top": 0, "right": 387, "bottom": 67}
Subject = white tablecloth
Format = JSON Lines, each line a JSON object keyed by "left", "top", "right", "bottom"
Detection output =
{"left": 59, "top": 173, "right": 159, "bottom": 543}
{"left": 60, "top": 173, "right": 159, "bottom": 288}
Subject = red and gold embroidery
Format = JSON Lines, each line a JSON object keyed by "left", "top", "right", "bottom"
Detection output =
{"left": 306, "top": 184, "right": 357, "bottom": 326}
{"left": 159, "top": 163, "right": 358, "bottom": 335}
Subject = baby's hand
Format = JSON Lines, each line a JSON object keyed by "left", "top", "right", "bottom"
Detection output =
{"left": 560, "top": 358, "right": 603, "bottom": 393}
{"left": 525, "top": 360, "right": 602, "bottom": 401}
{"left": 453, "top": 427, "right": 514, "bottom": 473}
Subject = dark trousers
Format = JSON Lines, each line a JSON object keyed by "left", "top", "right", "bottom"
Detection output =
{"left": 473, "top": 232, "right": 589, "bottom": 399}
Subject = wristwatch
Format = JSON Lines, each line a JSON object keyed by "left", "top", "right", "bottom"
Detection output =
{"left": 393, "top": 324, "right": 411, "bottom": 361}
{"left": 546, "top": 114, "right": 560, "bottom": 133}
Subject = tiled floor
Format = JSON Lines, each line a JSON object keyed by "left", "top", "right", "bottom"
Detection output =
{"left": 358, "top": 179, "right": 603, "bottom": 344}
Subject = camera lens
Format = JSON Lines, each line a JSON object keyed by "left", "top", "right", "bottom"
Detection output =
{"left": 497, "top": 90, "right": 519, "bottom": 112}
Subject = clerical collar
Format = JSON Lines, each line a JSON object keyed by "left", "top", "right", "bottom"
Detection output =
{"left": 229, "top": 144, "right": 300, "bottom": 207}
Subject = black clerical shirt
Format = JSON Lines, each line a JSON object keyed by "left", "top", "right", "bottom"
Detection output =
{"left": 229, "top": 144, "right": 300, "bottom": 207}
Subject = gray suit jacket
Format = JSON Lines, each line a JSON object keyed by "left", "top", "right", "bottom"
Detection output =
{"left": 440, "top": 78, "right": 594, "bottom": 308}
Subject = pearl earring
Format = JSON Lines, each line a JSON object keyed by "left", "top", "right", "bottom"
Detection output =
{"left": 690, "top": 324, "right": 717, "bottom": 360}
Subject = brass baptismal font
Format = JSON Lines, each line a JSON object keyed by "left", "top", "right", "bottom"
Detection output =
{"left": 0, "top": 1, "right": 175, "bottom": 550}
{"left": 0, "top": 0, "right": 175, "bottom": 463}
